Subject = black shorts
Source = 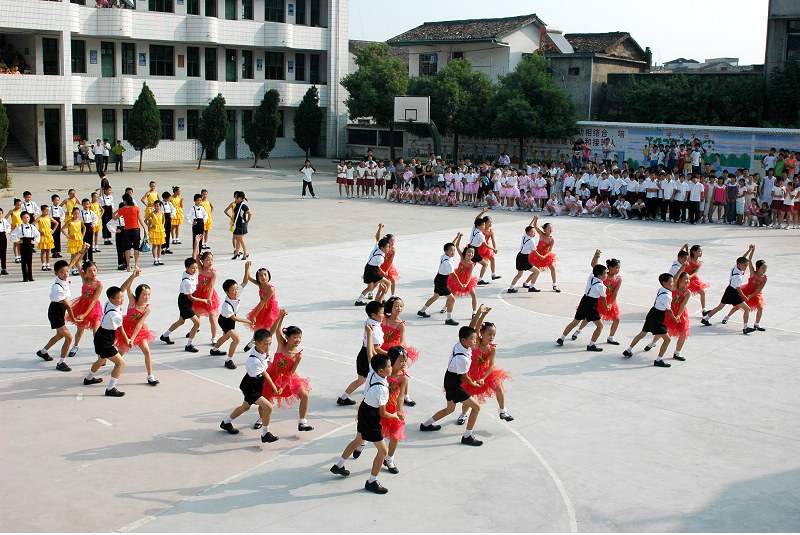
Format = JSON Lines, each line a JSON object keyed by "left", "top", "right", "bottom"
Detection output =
{"left": 239, "top": 373, "right": 265, "bottom": 405}
{"left": 357, "top": 401, "right": 383, "bottom": 443}
{"left": 516, "top": 252, "right": 533, "bottom": 272}
{"left": 363, "top": 264, "right": 383, "bottom": 284}
{"left": 123, "top": 228, "right": 140, "bottom": 251}
{"left": 721, "top": 286, "right": 744, "bottom": 306}
{"left": 48, "top": 301, "right": 66, "bottom": 329}
{"left": 218, "top": 315, "right": 235, "bottom": 333}
{"left": 642, "top": 307, "right": 668, "bottom": 335}
{"left": 356, "top": 345, "right": 369, "bottom": 378}
{"left": 93, "top": 327, "right": 119, "bottom": 359}
{"left": 444, "top": 370, "right": 469, "bottom": 403}
{"left": 434, "top": 273, "right": 451, "bottom": 296}
{"left": 574, "top": 295, "right": 600, "bottom": 322}
{"left": 472, "top": 250, "right": 484, "bottom": 264}
{"left": 234, "top": 220, "right": 247, "bottom": 235}
{"left": 192, "top": 219, "right": 204, "bottom": 236}
{"left": 178, "top": 293, "right": 196, "bottom": 319}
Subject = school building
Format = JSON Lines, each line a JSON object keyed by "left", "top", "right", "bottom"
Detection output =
{"left": 0, "top": 0, "right": 350, "bottom": 168}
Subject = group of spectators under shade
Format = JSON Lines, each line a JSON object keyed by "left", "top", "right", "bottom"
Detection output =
{"left": 0, "top": 37, "right": 31, "bottom": 75}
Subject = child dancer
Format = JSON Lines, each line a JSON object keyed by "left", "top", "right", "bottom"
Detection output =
{"left": 419, "top": 325, "right": 484, "bottom": 446}
{"left": 479, "top": 217, "right": 501, "bottom": 281}
{"left": 508, "top": 219, "right": 542, "bottom": 293}
{"left": 50, "top": 194, "right": 64, "bottom": 259}
{"left": 622, "top": 273, "right": 678, "bottom": 367}
{"left": 99, "top": 186, "right": 114, "bottom": 246}
{"left": 6, "top": 198, "right": 22, "bottom": 263}
{"left": 170, "top": 186, "right": 184, "bottom": 245}
{"left": 218, "top": 328, "right": 280, "bottom": 444}
{"left": 0, "top": 207, "right": 8, "bottom": 275}
{"left": 701, "top": 245, "right": 757, "bottom": 334}
{"left": 337, "top": 300, "right": 386, "bottom": 406}
{"left": 381, "top": 297, "right": 419, "bottom": 406}
{"left": 242, "top": 261, "right": 279, "bottom": 351}
{"left": 145, "top": 200, "right": 166, "bottom": 265}
{"left": 89, "top": 192, "right": 102, "bottom": 252}
{"left": 528, "top": 216, "right": 560, "bottom": 292}
{"left": 66, "top": 259, "right": 104, "bottom": 358}
{"left": 141, "top": 181, "right": 158, "bottom": 220}
{"left": 200, "top": 189, "right": 214, "bottom": 249}
{"left": 253, "top": 309, "right": 314, "bottom": 432}
{"left": 160, "top": 191, "right": 173, "bottom": 255}
{"left": 160, "top": 242, "right": 205, "bottom": 352}
{"left": 36, "top": 205, "right": 57, "bottom": 271}
{"left": 188, "top": 194, "right": 209, "bottom": 249}
{"left": 661, "top": 271, "right": 691, "bottom": 361}
{"left": 82, "top": 270, "right": 139, "bottom": 396}
{"left": 457, "top": 305, "right": 513, "bottom": 424}
{"left": 571, "top": 255, "right": 622, "bottom": 345}
{"left": 447, "top": 244, "right": 479, "bottom": 318}
{"left": 685, "top": 244, "right": 710, "bottom": 315}
{"left": 191, "top": 246, "right": 220, "bottom": 345}
{"left": 556, "top": 258, "right": 608, "bottom": 351}
{"left": 732, "top": 248, "right": 767, "bottom": 331}
{"left": 380, "top": 345, "right": 409, "bottom": 474}
{"left": 355, "top": 225, "right": 391, "bottom": 306}
{"left": 114, "top": 269, "right": 160, "bottom": 385}
{"left": 417, "top": 234, "right": 461, "bottom": 326}
{"left": 468, "top": 210, "right": 492, "bottom": 285}
{"left": 378, "top": 228, "right": 399, "bottom": 297}
{"left": 330, "top": 334, "right": 399, "bottom": 494}
{"left": 9, "top": 211, "right": 40, "bottom": 282}
{"left": 211, "top": 278, "right": 253, "bottom": 368}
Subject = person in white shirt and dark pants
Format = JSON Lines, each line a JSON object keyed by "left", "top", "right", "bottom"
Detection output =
{"left": 299, "top": 160, "right": 317, "bottom": 198}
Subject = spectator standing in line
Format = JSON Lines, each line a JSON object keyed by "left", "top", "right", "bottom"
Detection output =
{"left": 103, "top": 139, "right": 111, "bottom": 172}
{"left": 93, "top": 139, "right": 105, "bottom": 177}
{"left": 112, "top": 140, "right": 126, "bottom": 172}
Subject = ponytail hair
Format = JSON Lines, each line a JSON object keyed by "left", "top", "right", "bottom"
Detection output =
{"left": 606, "top": 258, "right": 620, "bottom": 269}
{"left": 134, "top": 283, "right": 151, "bottom": 301}
{"left": 283, "top": 325, "right": 302, "bottom": 337}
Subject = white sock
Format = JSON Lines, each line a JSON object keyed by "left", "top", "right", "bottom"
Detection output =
{"left": 558, "top": 335, "right": 565, "bottom": 342}
{"left": 261, "top": 426, "right": 269, "bottom": 436}
{"left": 607, "top": 336, "right": 616, "bottom": 342}
{"left": 446, "top": 312, "right": 452, "bottom": 320}
{"left": 674, "top": 351, "right": 681, "bottom": 357}
{"left": 385, "top": 455, "right": 393, "bottom": 463}
{"left": 223, "top": 416, "right": 233, "bottom": 424}
{"left": 463, "top": 429, "right": 472, "bottom": 438}
{"left": 479, "top": 278, "right": 485, "bottom": 282}
{"left": 299, "top": 418, "right": 307, "bottom": 424}
{"left": 492, "top": 272, "right": 496, "bottom": 277}
{"left": 40, "top": 347, "right": 49, "bottom": 354}
{"left": 743, "top": 323, "right": 748, "bottom": 329}
{"left": 86, "top": 371, "right": 95, "bottom": 380}
{"left": 358, "top": 294, "right": 367, "bottom": 301}
{"left": 339, "top": 392, "right": 349, "bottom": 400}
{"left": 420, "top": 305, "right": 428, "bottom": 312}
{"left": 187, "top": 338, "right": 193, "bottom": 346}
{"left": 655, "top": 356, "right": 663, "bottom": 362}
{"left": 646, "top": 342, "right": 656, "bottom": 349}
{"left": 163, "top": 329, "right": 171, "bottom": 337}
{"left": 588, "top": 340, "right": 595, "bottom": 347}
{"left": 336, "top": 457, "right": 345, "bottom": 468}
{"left": 500, "top": 407, "right": 508, "bottom": 414}
{"left": 574, "top": 329, "right": 582, "bottom": 335}
{"left": 355, "top": 443, "right": 365, "bottom": 452}
{"left": 702, "top": 315, "right": 710, "bottom": 321}
{"left": 367, "top": 475, "right": 377, "bottom": 483}
{"left": 423, "top": 417, "right": 435, "bottom": 427}
{"left": 225, "top": 355, "right": 232, "bottom": 361}
{"left": 754, "top": 323, "right": 760, "bottom": 327}
{"left": 508, "top": 284, "right": 515, "bottom": 290}
{"left": 58, "top": 357, "right": 65, "bottom": 364}
{"left": 107, "top": 377, "right": 118, "bottom": 390}
{"left": 723, "top": 315, "right": 730, "bottom": 322}
{"left": 522, "top": 282, "right": 530, "bottom": 287}
{"left": 626, "top": 346, "right": 633, "bottom": 352}
{"left": 73, "top": 344, "right": 79, "bottom": 349}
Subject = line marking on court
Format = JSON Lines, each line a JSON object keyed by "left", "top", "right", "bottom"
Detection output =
{"left": 93, "top": 418, "right": 112, "bottom": 427}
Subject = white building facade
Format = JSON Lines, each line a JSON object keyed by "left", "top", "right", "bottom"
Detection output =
{"left": 0, "top": 0, "right": 349, "bottom": 167}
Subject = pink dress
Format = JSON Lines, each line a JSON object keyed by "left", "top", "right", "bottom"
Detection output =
{"left": 114, "top": 304, "right": 156, "bottom": 350}
{"left": 67, "top": 283, "right": 102, "bottom": 330}
{"left": 247, "top": 285, "right": 279, "bottom": 330}
{"left": 686, "top": 261, "right": 709, "bottom": 295}
{"left": 741, "top": 275, "right": 766, "bottom": 310}
{"left": 262, "top": 350, "right": 310, "bottom": 408}
{"left": 447, "top": 261, "right": 477, "bottom": 297}
{"left": 380, "top": 320, "right": 420, "bottom": 365}
{"left": 598, "top": 277, "right": 620, "bottom": 321}
{"left": 478, "top": 230, "right": 495, "bottom": 260}
{"left": 380, "top": 375, "right": 406, "bottom": 441}
{"left": 529, "top": 240, "right": 556, "bottom": 269}
{"left": 192, "top": 269, "right": 220, "bottom": 317}
{"left": 462, "top": 345, "right": 512, "bottom": 403}
{"left": 664, "top": 289, "right": 691, "bottom": 339}
{"left": 380, "top": 248, "right": 399, "bottom": 282}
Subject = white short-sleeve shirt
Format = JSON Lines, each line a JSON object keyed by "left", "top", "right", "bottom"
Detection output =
{"left": 363, "top": 370, "right": 390, "bottom": 408}
{"left": 447, "top": 342, "right": 471, "bottom": 374}
{"left": 584, "top": 276, "right": 605, "bottom": 298}
{"left": 653, "top": 288, "right": 671, "bottom": 311}
{"left": 50, "top": 277, "right": 71, "bottom": 302}
{"left": 245, "top": 348, "right": 268, "bottom": 377}
{"left": 180, "top": 272, "right": 198, "bottom": 295}
{"left": 438, "top": 254, "right": 455, "bottom": 275}
{"left": 363, "top": 317, "right": 384, "bottom": 348}
{"left": 99, "top": 302, "right": 124, "bottom": 330}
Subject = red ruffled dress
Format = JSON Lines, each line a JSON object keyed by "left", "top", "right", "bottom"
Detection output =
{"left": 686, "top": 261, "right": 709, "bottom": 295}
{"left": 115, "top": 304, "right": 156, "bottom": 350}
{"left": 380, "top": 248, "right": 399, "bottom": 282}
{"left": 664, "top": 289, "right": 691, "bottom": 339}
{"left": 262, "top": 350, "right": 310, "bottom": 408}
{"left": 741, "top": 275, "right": 766, "bottom": 310}
{"left": 380, "top": 375, "right": 406, "bottom": 441}
{"left": 528, "top": 240, "right": 556, "bottom": 269}
{"left": 462, "top": 345, "right": 513, "bottom": 403}
{"left": 192, "top": 270, "right": 220, "bottom": 317}
{"left": 247, "top": 284, "right": 280, "bottom": 330}
{"left": 381, "top": 320, "right": 420, "bottom": 364}
{"left": 598, "top": 277, "right": 621, "bottom": 321}
{"left": 447, "top": 261, "right": 477, "bottom": 297}
{"left": 67, "top": 283, "right": 103, "bottom": 330}
{"left": 477, "top": 230, "right": 495, "bottom": 260}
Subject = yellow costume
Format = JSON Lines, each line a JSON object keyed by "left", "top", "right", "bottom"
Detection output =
{"left": 201, "top": 199, "right": 213, "bottom": 230}
{"left": 148, "top": 212, "right": 166, "bottom": 245}
{"left": 144, "top": 190, "right": 158, "bottom": 218}
{"left": 65, "top": 198, "right": 79, "bottom": 217}
{"left": 10, "top": 210, "right": 22, "bottom": 229}
{"left": 170, "top": 195, "right": 183, "bottom": 225}
{"left": 227, "top": 201, "right": 236, "bottom": 232}
{"left": 66, "top": 219, "right": 83, "bottom": 254}
{"left": 37, "top": 216, "right": 54, "bottom": 250}
{"left": 90, "top": 202, "right": 102, "bottom": 232}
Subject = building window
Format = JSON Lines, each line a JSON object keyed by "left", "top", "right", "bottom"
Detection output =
{"left": 186, "top": 109, "right": 199, "bottom": 139}
{"left": 73, "top": 109, "right": 88, "bottom": 142}
{"left": 309, "top": 0, "right": 320, "bottom": 26}
{"left": 225, "top": 49, "right": 237, "bottom": 82}
{"left": 241, "top": 110, "right": 252, "bottom": 137}
{"left": 295, "top": 0, "right": 305, "bottom": 25}
{"left": 148, "top": 0, "right": 174, "bottom": 12}
{"left": 100, "top": 41, "right": 115, "bottom": 78}
{"left": 453, "top": 51, "right": 464, "bottom": 60}
{"left": 160, "top": 109, "right": 174, "bottom": 140}
{"left": 241, "top": 50, "right": 253, "bottom": 79}
{"left": 295, "top": 53, "right": 305, "bottom": 81}
{"left": 149, "top": 45, "right": 174, "bottom": 76}
{"left": 122, "top": 109, "right": 132, "bottom": 140}
{"left": 241, "top": 0, "right": 253, "bottom": 20}
{"left": 264, "top": 51, "right": 284, "bottom": 80}
{"left": 187, "top": 0, "right": 199, "bottom": 14}
{"left": 265, "top": 0, "right": 284, "bottom": 22}
{"left": 224, "top": 0, "right": 235, "bottom": 19}
{"left": 277, "top": 110, "right": 284, "bottom": 137}
{"left": 71, "top": 40, "right": 86, "bottom": 74}
{"left": 187, "top": 47, "right": 200, "bottom": 77}
{"left": 205, "top": 48, "right": 217, "bottom": 80}
{"left": 70, "top": 0, "right": 86, "bottom": 4}
{"left": 102, "top": 109, "right": 116, "bottom": 141}
{"left": 418, "top": 53, "right": 437, "bottom": 77}
{"left": 787, "top": 20, "right": 800, "bottom": 61}
{"left": 43, "top": 37, "right": 59, "bottom": 76}
{"left": 121, "top": 43, "right": 136, "bottom": 75}
{"left": 568, "top": 67, "right": 580, "bottom": 76}
{"left": 205, "top": 0, "right": 217, "bottom": 17}
{"left": 309, "top": 53, "right": 320, "bottom": 84}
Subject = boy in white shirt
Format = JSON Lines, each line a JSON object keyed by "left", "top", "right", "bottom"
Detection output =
{"left": 299, "top": 160, "right": 317, "bottom": 199}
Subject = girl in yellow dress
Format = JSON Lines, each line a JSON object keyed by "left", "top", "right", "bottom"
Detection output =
{"left": 223, "top": 194, "right": 237, "bottom": 254}
{"left": 141, "top": 181, "right": 159, "bottom": 219}
{"left": 62, "top": 207, "right": 86, "bottom": 275}
{"left": 200, "top": 189, "right": 214, "bottom": 249}
{"left": 89, "top": 192, "right": 102, "bottom": 252}
{"left": 61, "top": 188, "right": 80, "bottom": 216}
{"left": 170, "top": 185, "right": 184, "bottom": 245}
{"left": 146, "top": 200, "right": 166, "bottom": 266}
{"left": 5, "top": 198, "right": 22, "bottom": 262}
{"left": 36, "top": 205, "right": 58, "bottom": 271}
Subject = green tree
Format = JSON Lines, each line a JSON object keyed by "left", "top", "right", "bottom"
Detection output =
{"left": 244, "top": 89, "right": 281, "bottom": 168}
{"left": 492, "top": 54, "right": 578, "bottom": 164}
{"left": 293, "top": 86, "right": 324, "bottom": 158}
{"left": 341, "top": 42, "right": 408, "bottom": 160}
{"left": 765, "top": 57, "right": 800, "bottom": 128}
{"left": 196, "top": 93, "right": 228, "bottom": 169}
{"left": 127, "top": 82, "right": 162, "bottom": 172}
{"left": 0, "top": 98, "right": 8, "bottom": 187}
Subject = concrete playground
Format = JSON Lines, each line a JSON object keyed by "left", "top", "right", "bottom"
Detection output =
{"left": 0, "top": 158, "right": 798, "bottom": 533}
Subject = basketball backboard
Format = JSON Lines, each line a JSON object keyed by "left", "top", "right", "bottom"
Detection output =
{"left": 394, "top": 96, "right": 430, "bottom": 124}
